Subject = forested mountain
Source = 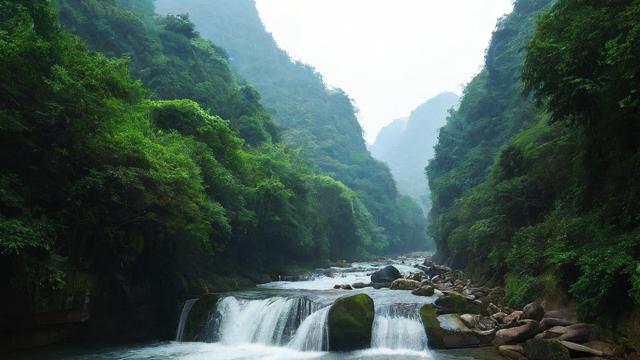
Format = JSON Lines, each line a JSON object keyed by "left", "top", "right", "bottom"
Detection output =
{"left": 154, "top": 0, "right": 427, "bottom": 253}
{"left": 0, "top": 0, "right": 425, "bottom": 345}
{"left": 428, "top": 0, "right": 640, "bottom": 345}
{"left": 371, "top": 92, "right": 459, "bottom": 214}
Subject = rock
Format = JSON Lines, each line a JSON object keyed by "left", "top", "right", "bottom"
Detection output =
{"left": 419, "top": 305, "right": 483, "bottom": 349}
{"left": 523, "top": 302, "right": 545, "bottom": 321}
{"left": 371, "top": 282, "right": 391, "bottom": 289}
{"left": 493, "top": 320, "right": 540, "bottom": 346}
{"left": 524, "top": 338, "right": 570, "bottom": 360}
{"left": 328, "top": 294, "right": 374, "bottom": 351}
{"left": 558, "top": 323, "right": 598, "bottom": 343}
{"left": 370, "top": 265, "right": 402, "bottom": 283}
{"left": 425, "top": 264, "right": 451, "bottom": 278}
{"left": 407, "top": 271, "right": 427, "bottom": 282}
{"left": 540, "top": 317, "right": 576, "bottom": 329}
{"left": 560, "top": 340, "right": 604, "bottom": 357}
{"left": 351, "top": 282, "right": 370, "bottom": 289}
{"left": 460, "top": 314, "right": 479, "bottom": 328}
{"left": 390, "top": 278, "right": 421, "bottom": 290}
{"left": 503, "top": 310, "right": 524, "bottom": 324}
{"left": 434, "top": 292, "right": 486, "bottom": 315}
{"left": 536, "top": 325, "right": 571, "bottom": 339}
{"left": 411, "top": 285, "right": 435, "bottom": 297}
{"left": 498, "top": 345, "right": 526, "bottom": 360}
{"left": 491, "top": 312, "right": 508, "bottom": 324}
{"left": 545, "top": 308, "right": 577, "bottom": 323}
{"left": 333, "top": 284, "right": 353, "bottom": 290}
{"left": 185, "top": 294, "right": 219, "bottom": 341}
{"left": 582, "top": 340, "right": 617, "bottom": 357}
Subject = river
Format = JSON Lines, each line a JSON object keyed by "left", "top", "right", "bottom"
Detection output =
{"left": 6, "top": 257, "right": 503, "bottom": 360}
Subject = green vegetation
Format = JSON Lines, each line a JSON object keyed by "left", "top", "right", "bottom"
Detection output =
{"left": 154, "top": 0, "right": 428, "bottom": 254}
{"left": 327, "top": 294, "right": 374, "bottom": 351}
{"left": 0, "top": 0, "right": 418, "bottom": 342}
{"left": 427, "top": 0, "right": 640, "bottom": 345}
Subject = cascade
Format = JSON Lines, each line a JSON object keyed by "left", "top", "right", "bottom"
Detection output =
{"left": 175, "top": 298, "right": 198, "bottom": 341}
{"left": 213, "top": 296, "right": 318, "bottom": 346}
{"left": 371, "top": 304, "right": 428, "bottom": 350}
{"left": 288, "top": 306, "right": 330, "bottom": 351}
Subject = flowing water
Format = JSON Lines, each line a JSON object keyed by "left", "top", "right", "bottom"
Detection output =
{"left": 6, "top": 257, "right": 504, "bottom": 360}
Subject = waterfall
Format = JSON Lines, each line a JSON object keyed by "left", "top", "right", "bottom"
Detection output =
{"left": 176, "top": 298, "right": 198, "bottom": 341}
{"left": 213, "top": 296, "right": 318, "bottom": 346}
{"left": 371, "top": 304, "right": 428, "bottom": 350}
{"left": 288, "top": 306, "right": 330, "bottom": 351}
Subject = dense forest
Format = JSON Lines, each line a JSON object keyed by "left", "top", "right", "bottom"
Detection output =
{"left": 371, "top": 92, "right": 459, "bottom": 215}
{"left": 154, "top": 0, "right": 427, "bottom": 254}
{"left": 0, "top": 0, "right": 424, "bottom": 344}
{"left": 428, "top": 0, "right": 640, "bottom": 347}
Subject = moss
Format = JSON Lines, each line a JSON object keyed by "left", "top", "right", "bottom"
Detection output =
{"left": 412, "top": 286, "right": 435, "bottom": 297}
{"left": 435, "top": 292, "right": 486, "bottom": 315}
{"left": 184, "top": 294, "right": 219, "bottom": 341}
{"left": 420, "top": 304, "right": 445, "bottom": 349}
{"left": 328, "top": 294, "right": 374, "bottom": 351}
{"left": 524, "top": 338, "right": 570, "bottom": 360}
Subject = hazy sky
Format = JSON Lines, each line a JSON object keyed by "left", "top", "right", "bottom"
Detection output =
{"left": 255, "top": 0, "right": 513, "bottom": 143}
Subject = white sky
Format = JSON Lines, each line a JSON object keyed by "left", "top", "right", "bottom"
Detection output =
{"left": 255, "top": 0, "right": 513, "bottom": 143}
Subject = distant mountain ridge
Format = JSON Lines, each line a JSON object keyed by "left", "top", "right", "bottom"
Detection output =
{"left": 371, "top": 92, "right": 459, "bottom": 214}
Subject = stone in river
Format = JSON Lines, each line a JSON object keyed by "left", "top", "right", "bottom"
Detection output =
{"left": 370, "top": 265, "right": 402, "bottom": 283}
{"left": 328, "top": 294, "right": 374, "bottom": 351}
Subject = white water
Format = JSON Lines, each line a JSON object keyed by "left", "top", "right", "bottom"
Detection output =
{"left": 288, "top": 306, "right": 330, "bottom": 351}
{"left": 214, "top": 296, "right": 317, "bottom": 346}
{"left": 371, "top": 305, "right": 428, "bottom": 351}
{"left": 176, "top": 299, "right": 198, "bottom": 341}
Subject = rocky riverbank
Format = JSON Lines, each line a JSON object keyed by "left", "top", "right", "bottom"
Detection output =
{"left": 333, "top": 257, "right": 638, "bottom": 359}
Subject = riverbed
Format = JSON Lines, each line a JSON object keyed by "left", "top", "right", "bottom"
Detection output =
{"left": 6, "top": 257, "right": 504, "bottom": 360}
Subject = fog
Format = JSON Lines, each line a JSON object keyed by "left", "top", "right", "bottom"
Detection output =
{"left": 255, "top": 0, "right": 513, "bottom": 142}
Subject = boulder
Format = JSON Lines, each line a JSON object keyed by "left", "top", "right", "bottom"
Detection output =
{"left": 351, "top": 282, "right": 370, "bottom": 289}
{"left": 582, "top": 340, "right": 617, "bottom": 357}
{"left": 411, "top": 285, "right": 435, "bottom": 297}
{"left": 407, "top": 271, "right": 427, "bottom": 282}
{"left": 498, "top": 345, "right": 526, "bottom": 360}
{"left": 523, "top": 302, "right": 545, "bottom": 321}
{"left": 328, "top": 294, "right": 374, "bottom": 351}
{"left": 560, "top": 340, "right": 604, "bottom": 357}
{"left": 434, "top": 292, "right": 486, "bottom": 315}
{"left": 558, "top": 323, "right": 598, "bottom": 343}
{"left": 390, "top": 278, "right": 421, "bottom": 290}
{"left": 524, "top": 338, "right": 570, "bottom": 360}
{"left": 419, "top": 305, "right": 483, "bottom": 349}
{"left": 540, "top": 317, "right": 576, "bottom": 329}
{"left": 333, "top": 284, "right": 353, "bottom": 290}
{"left": 493, "top": 320, "right": 540, "bottom": 346}
{"left": 371, "top": 282, "right": 391, "bottom": 289}
{"left": 503, "top": 310, "right": 524, "bottom": 324}
{"left": 370, "top": 265, "right": 401, "bottom": 283}
{"left": 184, "top": 294, "right": 219, "bottom": 341}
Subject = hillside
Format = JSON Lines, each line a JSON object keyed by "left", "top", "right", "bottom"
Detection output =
{"left": 154, "top": 0, "right": 427, "bottom": 253}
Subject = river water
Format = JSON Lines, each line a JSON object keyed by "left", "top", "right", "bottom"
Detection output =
{"left": 7, "top": 257, "right": 503, "bottom": 360}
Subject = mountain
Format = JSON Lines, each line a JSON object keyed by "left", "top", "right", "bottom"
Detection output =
{"left": 154, "top": 0, "right": 427, "bottom": 252}
{"left": 427, "top": 0, "right": 640, "bottom": 345}
{"left": 371, "top": 92, "right": 459, "bottom": 213}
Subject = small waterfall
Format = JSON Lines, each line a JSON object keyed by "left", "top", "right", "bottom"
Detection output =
{"left": 213, "top": 296, "right": 318, "bottom": 346}
{"left": 176, "top": 298, "right": 198, "bottom": 341}
{"left": 371, "top": 304, "right": 428, "bottom": 350}
{"left": 288, "top": 306, "right": 330, "bottom": 351}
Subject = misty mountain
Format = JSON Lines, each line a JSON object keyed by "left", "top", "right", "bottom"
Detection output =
{"left": 370, "top": 92, "right": 459, "bottom": 213}
{"left": 154, "top": 0, "right": 427, "bottom": 252}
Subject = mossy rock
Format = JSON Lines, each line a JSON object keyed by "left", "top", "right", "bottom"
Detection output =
{"left": 419, "top": 304, "right": 482, "bottom": 349}
{"left": 184, "top": 294, "right": 219, "bottom": 341}
{"left": 524, "top": 338, "right": 570, "bottom": 360}
{"left": 435, "top": 292, "right": 486, "bottom": 315}
{"left": 412, "top": 285, "right": 435, "bottom": 297}
{"left": 421, "top": 304, "right": 446, "bottom": 349}
{"left": 328, "top": 293, "right": 374, "bottom": 351}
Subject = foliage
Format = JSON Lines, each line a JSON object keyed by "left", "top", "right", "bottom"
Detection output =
{"left": 427, "top": 0, "right": 640, "bottom": 338}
